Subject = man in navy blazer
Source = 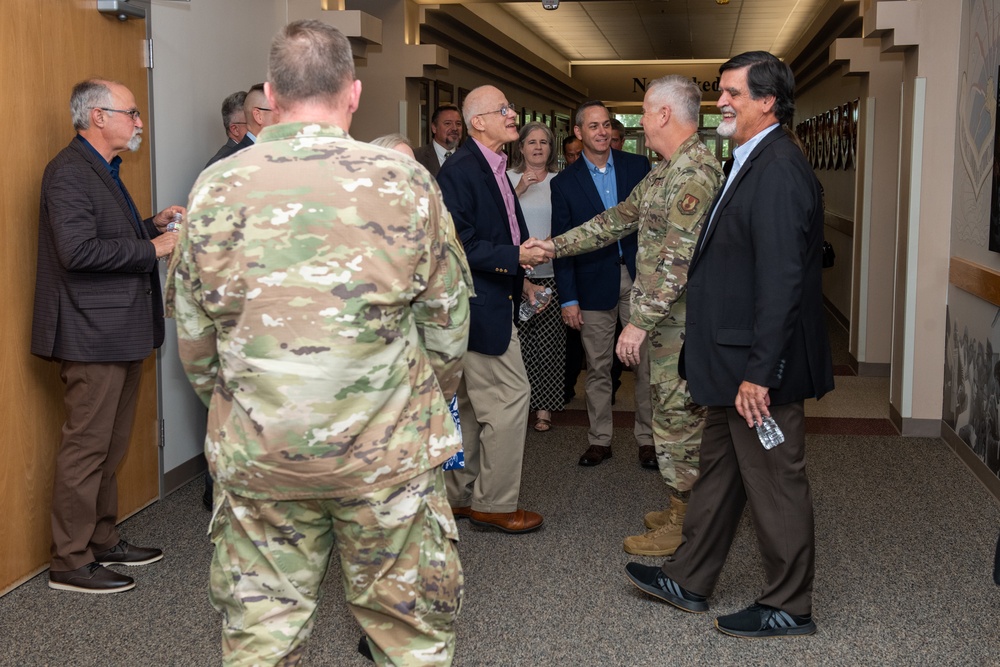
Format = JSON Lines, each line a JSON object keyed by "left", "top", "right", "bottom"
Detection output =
{"left": 437, "top": 85, "right": 549, "bottom": 534}
{"left": 551, "top": 101, "right": 653, "bottom": 468}
{"left": 624, "top": 52, "right": 834, "bottom": 639}
{"left": 32, "top": 79, "right": 183, "bottom": 594}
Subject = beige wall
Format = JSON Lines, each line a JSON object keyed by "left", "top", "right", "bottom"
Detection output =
{"left": 897, "top": 1, "right": 962, "bottom": 430}
{"left": 796, "top": 65, "right": 864, "bottom": 323}
{"left": 829, "top": 35, "right": 904, "bottom": 374}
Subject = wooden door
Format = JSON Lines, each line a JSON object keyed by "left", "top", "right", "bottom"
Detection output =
{"left": 1, "top": 0, "right": 159, "bottom": 594}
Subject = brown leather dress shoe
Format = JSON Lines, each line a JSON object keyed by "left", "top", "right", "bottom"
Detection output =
{"left": 450, "top": 505, "right": 473, "bottom": 520}
{"left": 469, "top": 509, "right": 544, "bottom": 533}
{"left": 579, "top": 445, "right": 612, "bottom": 466}
{"left": 638, "top": 445, "right": 658, "bottom": 470}
{"left": 48, "top": 562, "right": 135, "bottom": 594}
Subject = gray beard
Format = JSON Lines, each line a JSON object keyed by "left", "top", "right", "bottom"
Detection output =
{"left": 716, "top": 120, "right": 736, "bottom": 138}
{"left": 127, "top": 132, "right": 143, "bottom": 152}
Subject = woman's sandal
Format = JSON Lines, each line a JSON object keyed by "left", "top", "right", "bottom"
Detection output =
{"left": 534, "top": 416, "right": 552, "bottom": 432}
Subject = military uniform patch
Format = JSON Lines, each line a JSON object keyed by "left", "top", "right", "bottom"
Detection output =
{"left": 678, "top": 193, "right": 700, "bottom": 215}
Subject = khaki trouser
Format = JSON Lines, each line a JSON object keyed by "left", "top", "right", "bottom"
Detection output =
{"left": 446, "top": 327, "right": 530, "bottom": 513}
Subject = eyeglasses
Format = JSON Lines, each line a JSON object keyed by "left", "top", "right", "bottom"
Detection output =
{"left": 254, "top": 106, "right": 272, "bottom": 113}
{"left": 477, "top": 103, "right": 517, "bottom": 118}
{"left": 97, "top": 107, "right": 141, "bottom": 121}
{"left": 230, "top": 121, "right": 247, "bottom": 126}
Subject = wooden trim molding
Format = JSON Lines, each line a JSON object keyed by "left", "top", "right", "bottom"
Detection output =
{"left": 824, "top": 210, "right": 854, "bottom": 237}
{"left": 949, "top": 256, "right": 1000, "bottom": 307}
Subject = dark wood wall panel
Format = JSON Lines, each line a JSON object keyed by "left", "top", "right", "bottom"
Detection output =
{"left": 1, "top": 0, "right": 158, "bottom": 594}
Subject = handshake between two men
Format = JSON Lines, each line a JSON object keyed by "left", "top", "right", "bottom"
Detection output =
{"left": 517, "top": 237, "right": 558, "bottom": 310}
{"left": 515, "top": 236, "right": 643, "bottom": 368}
{"left": 519, "top": 236, "right": 556, "bottom": 267}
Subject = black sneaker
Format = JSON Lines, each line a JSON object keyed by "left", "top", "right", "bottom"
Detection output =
{"left": 95, "top": 540, "right": 164, "bottom": 566}
{"left": 624, "top": 563, "right": 708, "bottom": 613}
{"left": 49, "top": 562, "right": 135, "bottom": 594}
{"left": 715, "top": 603, "right": 817, "bottom": 638}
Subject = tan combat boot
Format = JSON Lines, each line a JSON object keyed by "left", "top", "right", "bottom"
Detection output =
{"left": 624, "top": 497, "right": 688, "bottom": 556}
{"left": 643, "top": 507, "right": 673, "bottom": 530}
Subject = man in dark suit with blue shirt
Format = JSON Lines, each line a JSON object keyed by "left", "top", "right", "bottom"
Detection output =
{"left": 624, "top": 51, "right": 834, "bottom": 639}
{"left": 32, "top": 79, "right": 183, "bottom": 594}
{"left": 551, "top": 101, "right": 653, "bottom": 468}
{"left": 437, "top": 85, "right": 549, "bottom": 534}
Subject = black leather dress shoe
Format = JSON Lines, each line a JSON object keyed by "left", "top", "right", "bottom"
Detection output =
{"left": 49, "top": 562, "right": 135, "bottom": 594}
{"left": 579, "top": 445, "right": 612, "bottom": 466}
{"left": 95, "top": 540, "right": 163, "bottom": 566}
{"left": 638, "top": 445, "right": 658, "bottom": 469}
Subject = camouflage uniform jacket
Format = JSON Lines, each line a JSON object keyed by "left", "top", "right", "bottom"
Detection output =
{"left": 553, "top": 134, "right": 722, "bottom": 332}
{"left": 166, "top": 122, "right": 472, "bottom": 500}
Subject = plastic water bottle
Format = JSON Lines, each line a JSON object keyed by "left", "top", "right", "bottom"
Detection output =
{"left": 756, "top": 416, "right": 785, "bottom": 450}
{"left": 519, "top": 287, "right": 552, "bottom": 321}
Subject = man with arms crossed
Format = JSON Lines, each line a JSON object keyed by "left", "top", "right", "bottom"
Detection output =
{"left": 170, "top": 20, "right": 471, "bottom": 665}
{"left": 623, "top": 51, "right": 834, "bottom": 639}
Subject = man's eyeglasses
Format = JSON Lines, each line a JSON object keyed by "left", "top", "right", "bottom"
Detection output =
{"left": 477, "top": 103, "right": 517, "bottom": 118}
{"left": 254, "top": 106, "right": 272, "bottom": 113}
{"left": 97, "top": 107, "right": 141, "bottom": 121}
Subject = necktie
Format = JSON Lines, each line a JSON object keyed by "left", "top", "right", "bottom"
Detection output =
{"left": 444, "top": 150, "right": 453, "bottom": 159}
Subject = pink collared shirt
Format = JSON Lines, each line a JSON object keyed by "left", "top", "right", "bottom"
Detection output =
{"left": 473, "top": 137, "right": 520, "bottom": 245}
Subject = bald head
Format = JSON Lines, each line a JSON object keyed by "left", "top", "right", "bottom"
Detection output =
{"left": 462, "top": 85, "right": 519, "bottom": 152}
{"left": 462, "top": 86, "right": 502, "bottom": 126}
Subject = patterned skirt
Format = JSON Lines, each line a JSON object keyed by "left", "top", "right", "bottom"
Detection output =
{"left": 517, "top": 276, "right": 566, "bottom": 411}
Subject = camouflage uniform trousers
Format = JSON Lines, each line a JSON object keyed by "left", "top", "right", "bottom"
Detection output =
{"left": 209, "top": 466, "right": 463, "bottom": 667}
{"left": 647, "top": 295, "right": 705, "bottom": 496}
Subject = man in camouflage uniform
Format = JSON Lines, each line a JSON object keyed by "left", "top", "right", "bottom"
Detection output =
{"left": 529, "top": 75, "right": 722, "bottom": 556}
{"left": 167, "top": 21, "right": 471, "bottom": 667}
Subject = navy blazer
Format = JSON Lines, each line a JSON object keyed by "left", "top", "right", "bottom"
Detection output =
{"left": 682, "top": 128, "right": 834, "bottom": 407}
{"left": 437, "top": 139, "right": 529, "bottom": 356}
{"left": 550, "top": 150, "right": 650, "bottom": 311}
{"left": 31, "top": 137, "right": 164, "bottom": 362}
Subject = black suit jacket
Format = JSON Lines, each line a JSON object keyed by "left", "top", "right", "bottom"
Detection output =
{"left": 206, "top": 134, "right": 253, "bottom": 168}
{"left": 31, "top": 137, "right": 164, "bottom": 362}
{"left": 682, "top": 128, "right": 834, "bottom": 407}
{"left": 437, "top": 139, "right": 528, "bottom": 356}
{"left": 413, "top": 143, "right": 442, "bottom": 178}
{"left": 550, "top": 150, "right": 650, "bottom": 310}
